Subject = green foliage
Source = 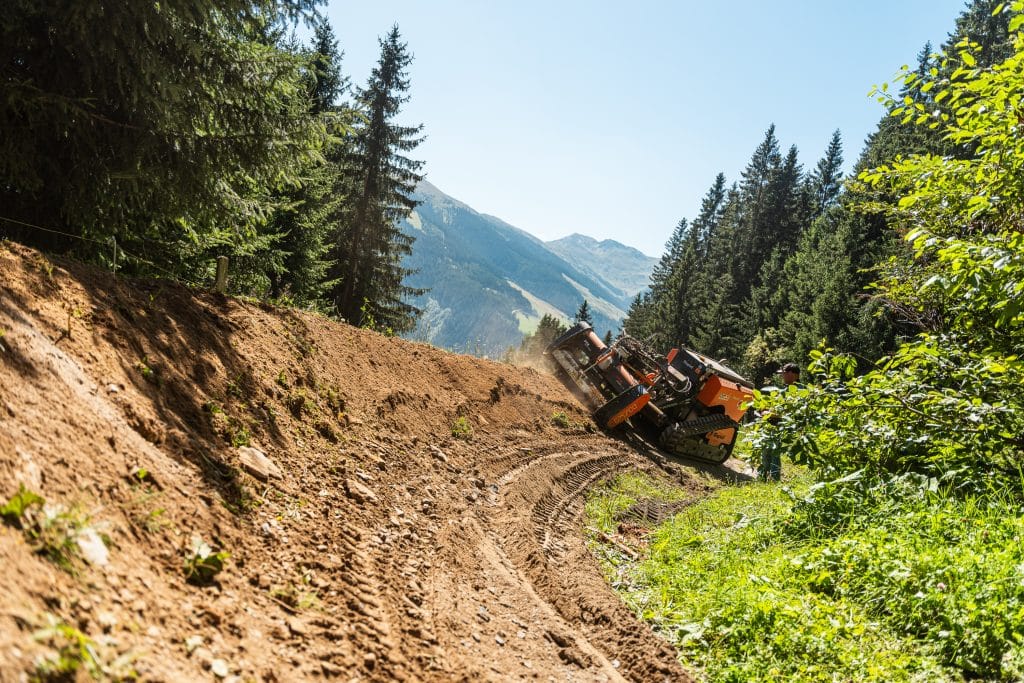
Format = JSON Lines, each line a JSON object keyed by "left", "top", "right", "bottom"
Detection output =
{"left": 549, "top": 410, "right": 590, "bottom": 431}
{"left": 781, "top": 473, "right": 1024, "bottom": 679}
{"left": 31, "top": 615, "right": 103, "bottom": 681}
{"left": 584, "top": 472, "right": 694, "bottom": 534}
{"left": 228, "top": 419, "right": 251, "bottom": 448}
{"left": 550, "top": 411, "right": 571, "bottom": 428}
{"left": 585, "top": 472, "right": 1021, "bottom": 682}
{"left": 30, "top": 614, "right": 136, "bottom": 682}
{"left": 451, "top": 416, "right": 474, "bottom": 440}
{"left": 2, "top": 485, "right": 97, "bottom": 572}
{"left": 285, "top": 389, "right": 316, "bottom": 418}
{"left": 754, "top": 13, "right": 1024, "bottom": 488}
{"left": 330, "top": 25, "right": 425, "bottom": 334}
{"left": 1, "top": 484, "right": 44, "bottom": 526}
{"left": 183, "top": 536, "right": 229, "bottom": 586}
{"left": 269, "top": 567, "right": 321, "bottom": 610}
{"left": 134, "top": 356, "right": 159, "bottom": 385}
{"left": 573, "top": 299, "right": 593, "bottom": 326}
{"left": 1, "top": 0, "right": 326, "bottom": 277}
{"left": 512, "top": 313, "right": 567, "bottom": 364}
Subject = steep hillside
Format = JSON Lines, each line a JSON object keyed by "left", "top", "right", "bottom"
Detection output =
{"left": 544, "top": 234, "right": 656, "bottom": 303}
{"left": 400, "top": 182, "right": 631, "bottom": 356}
{"left": 0, "top": 243, "right": 724, "bottom": 682}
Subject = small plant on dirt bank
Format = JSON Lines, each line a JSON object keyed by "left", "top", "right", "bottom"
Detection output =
{"left": 551, "top": 411, "right": 571, "bottom": 428}
{"left": 225, "top": 373, "right": 246, "bottom": 400}
{"left": 228, "top": 418, "right": 251, "bottom": 447}
{"left": 31, "top": 615, "right": 102, "bottom": 681}
{"left": 451, "top": 416, "right": 474, "bottom": 440}
{"left": 125, "top": 474, "right": 170, "bottom": 535}
{"left": 30, "top": 614, "right": 136, "bottom": 682}
{"left": 2, "top": 485, "right": 102, "bottom": 572}
{"left": 286, "top": 388, "right": 316, "bottom": 418}
{"left": 270, "top": 568, "right": 321, "bottom": 610}
{"left": 550, "top": 410, "right": 593, "bottom": 432}
{"left": 134, "top": 356, "right": 159, "bottom": 385}
{"left": 183, "top": 535, "right": 229, "bottom": 586}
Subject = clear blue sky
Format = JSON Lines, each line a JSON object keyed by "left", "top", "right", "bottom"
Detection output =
{"left": 324, "top": 0, "right": 968, "bottom": 257}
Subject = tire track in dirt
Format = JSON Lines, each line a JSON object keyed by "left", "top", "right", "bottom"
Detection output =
{"left": 479, "top": 438, "right": 692, "bottom": 683}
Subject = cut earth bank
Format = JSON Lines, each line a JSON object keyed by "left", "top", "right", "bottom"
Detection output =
{"left": 0, "top": 242, "right": 741, "bottom": 682}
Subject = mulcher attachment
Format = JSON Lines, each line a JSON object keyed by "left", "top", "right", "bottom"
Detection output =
{"left": 544, "top": 323, "right": 754, "bottom": 463}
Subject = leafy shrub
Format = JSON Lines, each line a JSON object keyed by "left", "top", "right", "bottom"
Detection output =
{"left": 550, "top": 411, "right": 570, "bottom": 428}
{"left": 746, "top": 7, "right": 1024, "bottom": 493}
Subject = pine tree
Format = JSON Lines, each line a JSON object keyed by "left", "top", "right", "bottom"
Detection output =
{"left": 331, "top": 25, "right": 425, "bottom": 333}
{"left": 673, "top": 175, "right": 728, "bottom": 346}
{"left": 808, "top": 130, "right": 844, "bottom": 216}
{"left": 574, "top": 300, "right": 594, "bottom": 326}
{"left": 641, "top": 219, "right": 688, "bottom": 349}
{"left": 623, "top": 291, "right": 655, "bottom": 340}
{"left": 262, "top": 18, "right": 351, "bottom": 307}
{"left": 0, "top": 0, "right": 324, "bottom": 278}
{"left": 517, "top": 314, "right": 567, "bottom": 360}
{"left": 309, "top": 18, "right": 348, "bottom": 115}
{"left": 945, "top": 0, "right": 1014, "bottom": 66}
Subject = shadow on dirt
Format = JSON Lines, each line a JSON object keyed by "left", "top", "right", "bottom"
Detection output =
{"left": 0, "top": 246, "right": 290, "bottom": 515}
{"left": 612, "top": 427, "right": 757, "bottom": 484}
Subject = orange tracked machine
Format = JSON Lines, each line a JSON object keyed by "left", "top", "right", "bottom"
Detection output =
{"left": 545, "top": 323, "right": 754, "bottom": 463}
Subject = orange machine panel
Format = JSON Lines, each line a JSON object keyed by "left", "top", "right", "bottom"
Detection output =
{"left": 695, "top": 376, "right": 753, "bottom": 423}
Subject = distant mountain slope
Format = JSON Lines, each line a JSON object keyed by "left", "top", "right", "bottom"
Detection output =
{"left": 545, "top": 234, "right": 657, "bottom": 302}
{"left": 401, "top": 182, "right": 647, "bottom": 356}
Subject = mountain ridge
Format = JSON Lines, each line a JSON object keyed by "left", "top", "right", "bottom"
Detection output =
{"left": 400, "top": 181, "right": 654, "bottom": 355}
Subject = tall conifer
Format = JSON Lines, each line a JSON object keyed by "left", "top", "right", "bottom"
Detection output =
{"left": 331, "top": 25, "right": 425, "bottom": 333}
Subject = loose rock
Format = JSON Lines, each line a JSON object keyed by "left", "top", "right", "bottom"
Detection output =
{"left": 237, "top": 446, "right": 283, "bottom": 481}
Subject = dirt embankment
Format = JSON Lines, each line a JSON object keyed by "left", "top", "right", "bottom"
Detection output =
{"left": 0, "top": 243, "right": 722, "bottom": 682}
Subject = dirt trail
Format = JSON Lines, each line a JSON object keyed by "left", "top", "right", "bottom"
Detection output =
{"left": 0, "top": 243, "right": 731, "bottom": 682}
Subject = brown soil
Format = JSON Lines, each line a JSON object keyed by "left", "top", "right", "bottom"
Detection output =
{"left": 0, "top": 243, "right": 743, "bottom": 682}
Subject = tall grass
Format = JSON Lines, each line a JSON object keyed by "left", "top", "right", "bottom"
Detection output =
{"left": 586, "top": 471, "right": 1024, "bottom": 682}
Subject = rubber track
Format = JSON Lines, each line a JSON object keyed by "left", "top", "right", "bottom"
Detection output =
{"left": 661, "top": 413, "right": 737, "bottom": 439}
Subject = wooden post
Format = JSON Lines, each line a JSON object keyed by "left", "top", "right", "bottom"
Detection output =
{"left": 111, "top": 236, "right": 118, "bottom": 276}
{"left": 214, "top": 256, "right": 229, "bottom": 293}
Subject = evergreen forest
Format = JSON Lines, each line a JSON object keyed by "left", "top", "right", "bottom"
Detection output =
{"left": 622, "top": 0, "right": 1015, "bottom": 385}
{"left": 1, "top": 0, "right": 424, "bottom": 334}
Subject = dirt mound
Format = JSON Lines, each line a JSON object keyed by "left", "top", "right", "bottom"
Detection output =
{"left": 0, "top": 243, "right": 712, "bottom": 681}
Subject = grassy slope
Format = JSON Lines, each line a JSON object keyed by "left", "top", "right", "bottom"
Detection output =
{"left": 587, "top": 467, "right": 1024, "bottom": 682}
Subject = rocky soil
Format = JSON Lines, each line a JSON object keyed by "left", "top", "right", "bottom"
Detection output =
{"left": 0, "top": 243, "right": 741, "bottom": 682}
